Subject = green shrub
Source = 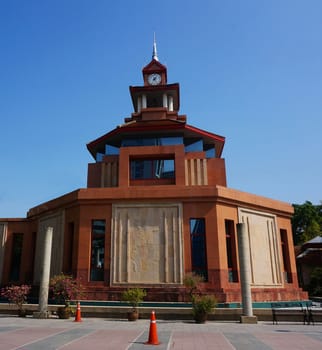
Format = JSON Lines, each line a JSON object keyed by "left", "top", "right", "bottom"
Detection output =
{"left": 121, "top": 288, "right": 146, "bottom": 310}
{"left": 192, "top": 294, "right": 217, "bottom": 317}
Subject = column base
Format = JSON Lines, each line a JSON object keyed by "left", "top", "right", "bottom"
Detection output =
{"left": 33, "top": 311, "right": 51, "bottom": 319}
{"left": 240, "top": 315, "right": 258, "bottom": 324}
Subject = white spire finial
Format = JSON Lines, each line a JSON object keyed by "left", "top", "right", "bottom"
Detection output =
{"left": 152, "top": 33, "right": 158, "bottom": 61}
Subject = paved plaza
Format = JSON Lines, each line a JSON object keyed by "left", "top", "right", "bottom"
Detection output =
{"left": 0, "top": 315, "right": 321, "bottom": 350}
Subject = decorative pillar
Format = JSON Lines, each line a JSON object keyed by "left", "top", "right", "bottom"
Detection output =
{"left": 168, "top": 96, "right": 174, "bottom": 111}
{"left": 137, "top": 96, "right": 142, "bottom": 112}
{"left": 34, "top": 226, "right": 53, "bottom": 319}
{"left": 126, "top": 215, "right": 130, "bottom": 282}
{"left": 162, "top": 93, "right": 168, "bottom": 108}
{"left": 164, "top": 213, "right": 168, "bottom": 283}
{"left": 0, "top": 223, "right": 8, "bottom": 284}
{"left": 142, "top": 94, "right": 147, "bottom": 108}
{"left": 237, "top": 223, "right": 257, "bottom": 324}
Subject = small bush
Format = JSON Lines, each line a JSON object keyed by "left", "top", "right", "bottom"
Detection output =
{"left": 49, "top": 273, "right": 82, "bottom": 307}
{"left": 192, "top": 294, "right": 217, "bottom": 316}
{"left": 121, "top": 288, "right": 146, "bottom": 310}
{"left": 0, "top": 284, "right": 31, "bottom": 310}
{"left": 183, "top": 273, "right": 204, "bottom": 301}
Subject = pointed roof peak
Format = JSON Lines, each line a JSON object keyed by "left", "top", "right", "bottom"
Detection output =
{"left": 152, "top": 33, "right": 158, "bottom": 61}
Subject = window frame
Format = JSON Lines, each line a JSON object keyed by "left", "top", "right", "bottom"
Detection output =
{"left": 189, "top": 218, "right": 208, "bottom": 281}
{"left": 225, "top": 219, "right": 239, "bottom": 283}
{"left": 90, "top": 220, "right": 106, "bottom": 282}
{"left": 130, "top": 156, "right": 175, "bottom": 181}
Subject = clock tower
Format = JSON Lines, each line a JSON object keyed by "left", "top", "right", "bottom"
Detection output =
{"left": 128, "top": 40, "right": 182, "bottom": 120}
{"left": 142, "top": 38, "right": 167, "bottom": 86}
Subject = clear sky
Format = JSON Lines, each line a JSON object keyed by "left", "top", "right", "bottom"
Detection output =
{"left": 1, "top": 0, "right": 321, "bottom": 218}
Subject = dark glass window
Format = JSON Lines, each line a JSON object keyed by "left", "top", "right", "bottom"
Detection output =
{"left": 64, "top": 222, "right": 74, "bottom": 274}
{"left": 190, "top": 218, "right": 208, "bottom": 281}
{"left": 96, "top": 152, "right": 104, "bottom": 162}
{"left": 205, "top": 147, "right": 215, "bottom": 158}
{"left": 280, "top": 229, "right": 292, "bottom": 283}
{"left": 105, "top": 144, "right": 120, "bottom": 155}
{"left": 122, "top": 137, "right": 183, "bottom": 147}
{"left": 225, "top": 220, "right": 238, "bottom": 282}
{"left": 9, "top": 233, "right": 23, "bottom": 281}
{"left": 185, "top": 139, "right": 203, "bottom": 152}
{"left": 90, "top": 220, "right": 105, "bottom": 281}
{"left": 28, "top": 232, "right": 37, "bottom": 282}
{"left": 130, "top": 159, "right": 175, "bottom": 179}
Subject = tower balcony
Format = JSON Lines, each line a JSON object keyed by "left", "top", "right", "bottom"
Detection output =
{"left": 87, "top": 145, "right": 226, "bottom": 188}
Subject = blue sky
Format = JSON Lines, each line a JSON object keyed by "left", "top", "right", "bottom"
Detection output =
{"left": 1, "top": 0, "right": 321, "bottom": 218}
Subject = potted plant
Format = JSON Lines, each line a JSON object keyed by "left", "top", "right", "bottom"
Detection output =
{"left": 0, "top": 284, "right": 31, "bottom": 317}
{"left": 192, "top": 294, "right": 217, "bottom": 323}
{"left": 121, "top": 288, "right": 146, "bottom": 321}
{"left": 183, "top": 273, "right": 217, "bottom": 323}
{"left": 49, "top": 273, "right": 82, "bottom": 319}
{"left": 183, "top": 272, "right": 204, "bottom": 302}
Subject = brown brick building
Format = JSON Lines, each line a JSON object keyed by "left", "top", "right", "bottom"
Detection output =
{"left": 0, "top": 48, "right": 307, "bottom": 303}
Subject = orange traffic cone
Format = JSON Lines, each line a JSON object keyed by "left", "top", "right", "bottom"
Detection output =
{"left": 74, "top": 301, "right": 82, "bottom": 322}
{"left": 145, "top": 310, "right": 160, "bottom": 345}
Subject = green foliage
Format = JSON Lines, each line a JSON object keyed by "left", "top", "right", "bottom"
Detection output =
{"left": 0, "top": 284, "right": 31, "bottom": 310}
{"left": 121, "top": 288, "right": 146, "bottom": 309}
{"left": 192, "top": 295, "right": 217, "bottom": 316}
{"left": 183, "top": 272, "right": 204, "bottom": 301}
{"left": 308, "top": 267, "right": 322, "bottom": 297}
{"left": 292, "top": 201, "right": 322, "bottom": 245}
{"left": 49, "top": 273, "right": 83, "bottom": 307}
{"left": 183, "top": 273, "right": 216, "bottom": 322}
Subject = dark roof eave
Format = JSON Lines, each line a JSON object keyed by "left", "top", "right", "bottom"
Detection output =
{"left": 87, "top": 122, "right": 225, "bottom": 159}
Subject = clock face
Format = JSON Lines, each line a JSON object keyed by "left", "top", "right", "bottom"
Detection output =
{"left": 148, "top": 73, "right": 161, "bottom": 85}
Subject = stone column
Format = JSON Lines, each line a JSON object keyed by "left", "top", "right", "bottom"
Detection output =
{"left": 137, "top": 96, "right": 142, "bottom": 112}
{"left": 162, "top": 93, "right": 168, "bottom": 108}
{"left": 142, "top": 94, "right": 147, "bottom": 108}
{"left": 168, "top": 96, "right": 174, "bottom": 111}
{"left": 0, "top": 223, "right": 8, "bottom": 284}
{"left": 34, "top": 226, "right": 53, "bottom": 318}
{"left": 237, "top": 223, "right": 257, "bottom": 324}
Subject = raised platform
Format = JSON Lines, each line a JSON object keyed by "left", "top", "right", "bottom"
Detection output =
{"left": 0, "top": 300, "right": 313, "bottom": 322}
{"left": 0, "top": 302, "right": 274, "bottom": 322}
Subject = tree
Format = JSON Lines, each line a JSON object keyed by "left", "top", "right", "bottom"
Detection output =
{"left": 308, "top": 267, "right": 322, "bottom": 297}
{"left": 292, "top": 201, "right": 322, "bottom": 245}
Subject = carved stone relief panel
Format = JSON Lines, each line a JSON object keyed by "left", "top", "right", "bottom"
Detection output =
{"left": 238, "top": 208, "right": 282, "bottom": 287}
{"left": 111, "top": 203, "right": 183, "bottom": 285}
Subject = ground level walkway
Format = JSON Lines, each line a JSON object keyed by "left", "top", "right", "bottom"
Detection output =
{"left": 0, "top": 315, "right": 321, "bottom": 350}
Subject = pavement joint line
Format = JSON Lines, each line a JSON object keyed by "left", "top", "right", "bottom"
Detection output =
{"left": 14, "top": 325, "right": 88, "bottom": 350}
{"left": 55, "top": 328, "right": 102, "bottom": 350}
{"left": 166, "top": 330, "right": 173, "bottom": 350}
{"left": 125, "top": 330, "right": 145, "bottom": 350}
{"left": 12, "top": 327, "right": 77, "bottom": 350}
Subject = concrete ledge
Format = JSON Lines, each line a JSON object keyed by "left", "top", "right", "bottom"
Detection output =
{"left": 0, "top": 303, "right": 274, "bottom": 321}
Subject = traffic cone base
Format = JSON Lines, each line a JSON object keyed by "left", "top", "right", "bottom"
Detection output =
{"left": 145, "top": 311, "right": 160, "bottom": 345}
